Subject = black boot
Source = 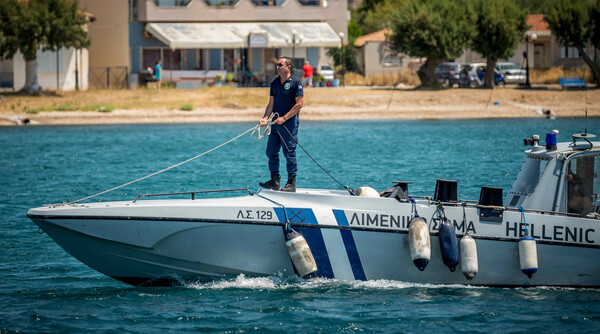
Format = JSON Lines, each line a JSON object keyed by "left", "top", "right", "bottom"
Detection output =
{"left": 281, "top": 176, "right": 296, "bottom": 192}
{"left": 259, "top": 174, "right": 281, "bottom": 190}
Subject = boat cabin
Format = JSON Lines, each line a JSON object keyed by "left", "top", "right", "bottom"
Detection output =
{"left": 505, "top": 133, "right": 600, "bottom": 217}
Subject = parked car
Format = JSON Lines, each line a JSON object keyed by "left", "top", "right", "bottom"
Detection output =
{"left": 319, "top": 64, "right": 334, "bottom": 81}
{"left": 478, "top": 68, "right": 505, "bottom": 87}
{"left": 458, "top": 63, "right": 485, "bottom": 88}
{"left": 435, "top": 62, "right": 465, "bottom": 88}
{"left": 495, "top": 62, "right": 525, "bottom": 84}
{"left": 458, "top": 63, "right": 505, "bottom": 88}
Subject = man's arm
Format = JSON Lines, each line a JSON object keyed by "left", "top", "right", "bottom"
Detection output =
{"left": 273, "top": 96, "right": 303, "bottom": 125}
{"left": 260, "top": 96, "right": 274, "bottom": 127}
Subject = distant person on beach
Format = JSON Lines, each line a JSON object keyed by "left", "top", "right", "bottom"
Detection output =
{"left": 302, "top": 61, "right": 314, "bottom": 87}
{"left": 258, "top": 56, "right": 304, "bottom": 192}
{"left": 154, "top": 60, "right": 162, "bottom": 90}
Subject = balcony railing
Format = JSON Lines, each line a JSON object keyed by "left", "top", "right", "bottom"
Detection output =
{"left": 152, "top": 0, "right": 328, "bottom": 8}
{"left": 204, "top": 0, "right": 239, "bottom": 6}
{"left": 154, "top": 0, "right": 193, "bottom": 6}
{"left": 297, "top": 0, "right": 322, "bottom": 6}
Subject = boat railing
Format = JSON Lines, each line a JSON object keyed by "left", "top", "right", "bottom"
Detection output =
{"left": 131, "top": 188, "right": 584, "bottom": 218}
{"left": 132, "top": 188, "right": 253, "bottom": 203}
{"left": 414, "top": 198, "right": 582, "bottom": 217}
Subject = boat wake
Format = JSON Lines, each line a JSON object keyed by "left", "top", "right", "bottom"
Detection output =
{"left": 184, "top": 274, "right": 489, "bottom": 291}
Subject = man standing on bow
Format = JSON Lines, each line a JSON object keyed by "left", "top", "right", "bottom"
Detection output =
{"left": 258, "top": 56, "right": 304, "bottom": 192}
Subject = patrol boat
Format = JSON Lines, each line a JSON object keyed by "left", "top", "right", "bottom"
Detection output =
{"left": 27, "top": 132, "right": 600, "bottom": 287}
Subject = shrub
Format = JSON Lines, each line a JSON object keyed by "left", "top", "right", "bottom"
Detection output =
{"left": 179, "top": 104, "right": 194, "bottom": 111}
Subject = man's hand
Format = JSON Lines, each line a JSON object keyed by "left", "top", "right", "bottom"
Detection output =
{"left": 273, "top": 116, "right": 286, "bottom": 125}
{"left": 259, "top": 117, "right": 269, "bottom": 127}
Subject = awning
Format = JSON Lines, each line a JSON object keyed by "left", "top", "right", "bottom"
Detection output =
{"left": 145, "top": 22, "right": 342, "bottom": 49}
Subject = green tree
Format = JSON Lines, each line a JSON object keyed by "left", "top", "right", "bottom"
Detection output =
{"left": 326, "top": 9, "right": 361, "bottom": 75}
{"left": 545, "top": 0, "right": 600, "bottom": 86}
{"left": 0, "top": 0, "right": 90, "bottom": 95}
{"left": 387, "top": 0, "right": 476, "bottom": 88}
{"left": 471, "top": 0, "right": 528, "bottom": 88}
{"left": 326, "top": 44, "right": 357, "bottom": 73}
{"left": 361, "top": 0, "right": 408, "bottom": 35}
{"left": 591, "top": 2, "right": 600, "bottom": 63}
{"left": 515, "top": 0, "right": 549, "bottom": 13}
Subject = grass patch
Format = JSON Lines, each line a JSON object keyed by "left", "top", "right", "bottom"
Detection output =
{"left": 86, "top": 103, "right": 115, "bottom": 113}
{"left": 25, "top": 107, "right": 43, "bottom": 114}
{"left": 56, "top": 103, "right": 78, "bottom": 111}
{"left": 345, "top": 69, "right": 421, "bottom": 87}
{"left": 179, "top": 104, "right": 194, "bottom": 111}
{"left": 531, "top": 66, "right": 592, "bottom": 84}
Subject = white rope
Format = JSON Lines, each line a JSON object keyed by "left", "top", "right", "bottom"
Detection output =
{"left": 251, "top": 113, "right": 276, "bottom": 139}
{"left": 63, "top": 123, "right": 269, "bottom": 206}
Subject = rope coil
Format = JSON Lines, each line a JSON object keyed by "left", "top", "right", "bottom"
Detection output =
{"left": 250, "top": 113, "right": 276, "bottom": 139}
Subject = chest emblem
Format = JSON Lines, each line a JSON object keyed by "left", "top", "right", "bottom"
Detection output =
{"left": 284, "top": 82, "right": 291, "bottom": 90}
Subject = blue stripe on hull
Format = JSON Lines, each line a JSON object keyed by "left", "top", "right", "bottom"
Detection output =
{"left": 274, "top": 207, "right": 335, "bottom": 278}
{"left": 333, "top": 210, "right": 367, "bottom": 281}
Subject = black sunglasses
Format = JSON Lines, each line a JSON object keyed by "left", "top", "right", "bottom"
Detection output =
{"left": 276, "top": 63, "right": 287, "bottom": 67}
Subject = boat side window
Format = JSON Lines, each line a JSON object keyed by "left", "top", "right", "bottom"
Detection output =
{"left": 511, "top": 157, "right": 550, "bottom": 195}
{"left": 566, "top": 156, "right": 599, "bottom": 216}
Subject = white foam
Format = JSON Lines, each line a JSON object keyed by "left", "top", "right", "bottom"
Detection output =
{"left": 185, "top": 275, "right": 488, "bottom": 291}
{"left": 187, "top": 274, "right": 284, "bottom": 290}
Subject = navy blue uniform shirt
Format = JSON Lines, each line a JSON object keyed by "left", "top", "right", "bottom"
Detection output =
{"left": 270, "top": 74, "right": 303, "bottom": 121}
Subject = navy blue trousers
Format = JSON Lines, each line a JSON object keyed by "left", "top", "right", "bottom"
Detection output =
{"left": 266, "top": 122, "right": 298, "bottom": 176}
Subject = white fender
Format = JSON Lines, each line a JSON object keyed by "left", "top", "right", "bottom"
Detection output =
{"left": 460, "top": 234, "right": 478, "bottom": 280}
{"left": 285, "top": 230, "right": 318, "bottom": 278}
{"left": 408, "top": 216, "right": 430, "bottom": 271}
{"left": 355, "top": 186, "right": 380, "bottom": 198}
{"left": 519, "top": 235, "right": 538, "bottom": 279}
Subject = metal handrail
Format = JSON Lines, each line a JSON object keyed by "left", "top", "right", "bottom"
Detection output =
{"left": 132, "top": 188, "right": 253, "bottom": 203}
{"left": 130, "top": 187, "right": 585, "bottom": 218}
{"left": 424, "top": 199, "right": 581, "bottom": 217}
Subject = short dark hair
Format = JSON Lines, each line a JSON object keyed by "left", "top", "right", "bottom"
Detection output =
{"left": 280, "top": 56, "right": 293, "bottom": 70}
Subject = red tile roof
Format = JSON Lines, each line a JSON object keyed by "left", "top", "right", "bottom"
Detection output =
{"left": 528, "top": 14, "right": 549, "bottom": 31}
{"left": 354, "top": 29, "right": 392, "bottom": 47}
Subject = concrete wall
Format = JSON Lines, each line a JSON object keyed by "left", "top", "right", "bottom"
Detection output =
{"left": 7, "top": 48, "right": 89, "bottom": 91}
{"left": 79, "top": 0, "right": 130, "bottom": 69}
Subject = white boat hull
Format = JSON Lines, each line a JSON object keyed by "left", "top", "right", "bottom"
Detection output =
{"left": 28, "top": 189, "right": 600, "bottom": 287}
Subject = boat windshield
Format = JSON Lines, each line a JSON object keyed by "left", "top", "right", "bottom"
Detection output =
{"left": 510, "top": 156, "right": 550, "bottom": 195}
{"left": 567, "top": 155, "right": 600, "bottom": 216}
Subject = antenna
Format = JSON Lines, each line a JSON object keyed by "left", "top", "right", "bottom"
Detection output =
{"left": 572, "top": 82, "right": 595, "bottom": 149}
{"left": 585, "top": 84, "right": 588, "bottom": 135}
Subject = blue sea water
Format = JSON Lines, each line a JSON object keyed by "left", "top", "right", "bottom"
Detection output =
{"left": 1, "top": 118, "right": 600, "bottom": 333}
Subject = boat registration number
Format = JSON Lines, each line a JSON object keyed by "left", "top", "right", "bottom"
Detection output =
{"left": 237, "top": 209, "right": 273, "bottom": 220}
